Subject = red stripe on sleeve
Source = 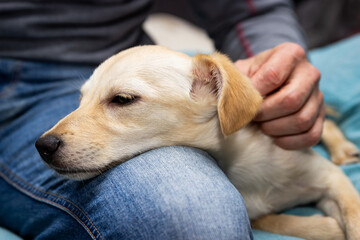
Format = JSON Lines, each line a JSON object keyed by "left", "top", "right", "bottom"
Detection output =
{"left": 246, "top": 0, "right": 257, "bottom": 15}
{"left": 236, "top": 23, "right": 254, "bottom": 57}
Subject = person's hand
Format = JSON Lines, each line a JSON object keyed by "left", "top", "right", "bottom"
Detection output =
{"left": 235, "top": 42, "right": 325, "bottom": 150}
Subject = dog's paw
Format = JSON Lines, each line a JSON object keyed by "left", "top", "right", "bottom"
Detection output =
{"left": 331, "top": 141, "right": 359, "bottom": 165}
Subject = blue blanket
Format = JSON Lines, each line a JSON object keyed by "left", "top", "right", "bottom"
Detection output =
{"left": 254, "top": 34, "right": 360, "bottom": 239}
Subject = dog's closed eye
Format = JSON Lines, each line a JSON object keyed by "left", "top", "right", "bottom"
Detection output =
{"left": 111, "top": 93, "right": 138, "bottom": 106}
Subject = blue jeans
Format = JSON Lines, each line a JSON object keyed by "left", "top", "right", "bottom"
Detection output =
{"left": 0, "top": 58, "right": 253, "bottom": 240}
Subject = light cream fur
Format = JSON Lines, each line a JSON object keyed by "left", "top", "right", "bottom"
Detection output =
{"left": 40, "top": 46, "right": 360, "bottom": 239}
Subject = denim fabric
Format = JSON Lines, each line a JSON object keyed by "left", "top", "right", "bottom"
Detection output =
{"left": 0, "top": 58, "right": 253, "bottom": 240}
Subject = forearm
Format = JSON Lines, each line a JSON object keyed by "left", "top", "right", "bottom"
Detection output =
{"left": 189, "top": 0, "right": 306, "bottom": 61}
{"left": 220, "top": 1, "right": 306, "bottom": 60}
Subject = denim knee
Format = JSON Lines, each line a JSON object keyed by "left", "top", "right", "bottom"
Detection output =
{"left": 84, "top": 146, "right": 253, "bottom": 240}
{"left": 1, "top": 146, "right": 252, "bottom": 240}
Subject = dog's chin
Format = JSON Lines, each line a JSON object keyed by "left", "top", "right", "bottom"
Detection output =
{"left": 45, "top": 156, "right": 132, "bottom": 180}
{"left": 49, "top": 166, "right": 105, "bottom": 180}
{"left": 58, "top": 171, "right": 100, "bottom": 180}
{"left": 51, "top": 167, "right": 100, "bottom": 180}
{"left": 48, "top": 159, "right": 126, "bottom": 180}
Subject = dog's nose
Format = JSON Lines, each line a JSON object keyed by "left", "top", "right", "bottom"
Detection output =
{"left": 35, "top": 135, "right": 62, "bottom": 164}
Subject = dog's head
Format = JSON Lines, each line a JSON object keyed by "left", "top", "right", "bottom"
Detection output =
{"left": 35, "top": 46, "right": 262, "bottom": 179}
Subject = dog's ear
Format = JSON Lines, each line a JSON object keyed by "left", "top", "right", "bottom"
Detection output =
{"left": 191, "top": 53, "right": 262, "bottom": 136}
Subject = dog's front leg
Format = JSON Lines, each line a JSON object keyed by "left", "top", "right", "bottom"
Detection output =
{"left": 322, "top": 119, "right": 359, "bottom": 165}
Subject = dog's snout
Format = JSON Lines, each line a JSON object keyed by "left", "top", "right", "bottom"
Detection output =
{"left": 35, "top": 135, "right": 62, "bottom": 164}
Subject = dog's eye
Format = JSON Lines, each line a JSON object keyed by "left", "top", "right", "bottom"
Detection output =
{"left": 111, "top": 93, "right": 137, "bottom": 106}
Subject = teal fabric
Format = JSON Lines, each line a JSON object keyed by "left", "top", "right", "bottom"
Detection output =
{"left": 0, "top": 227, "right": 22, "bottom": 240}
{"left": 253, "top": 230, "right": 303, "bottom": 240}
{"left": 254, "top": 34, "right": 360, "bottom": 239}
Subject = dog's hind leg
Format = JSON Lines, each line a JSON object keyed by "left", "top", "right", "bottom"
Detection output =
{"left": 322, "top": 119, "right": 359, "bottom": 165}
{"left": 319, "top": 164, "right": 360, "bottom": 240}
{"left": 317, "top": 197, "right": 344, "bottom": 230}
{"left": 251, "top": 214, "right": 345, "bottom": 240}
{"left": 251, "top": 151, "right": 360, "bottom": 239}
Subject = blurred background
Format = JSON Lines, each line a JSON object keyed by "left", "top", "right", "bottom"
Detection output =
{"left": 144, "top": 0, "right": 360, "bottom": 52}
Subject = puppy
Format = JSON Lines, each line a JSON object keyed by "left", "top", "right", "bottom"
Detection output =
{"left": 36, "top": 46, "right": 360, "bottom": 240}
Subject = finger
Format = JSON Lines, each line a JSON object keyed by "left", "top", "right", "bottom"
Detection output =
{"left": 273, "top": 103, "right": 326, "bottom": 150}
{"left": 251, "top": 43, "right": 305, "bottom": 96}
{"left": 254, "top": 61, "right": 320, "bottom": 122}
{"left": 260, "top": 87, "right": 324, "bottom": 136}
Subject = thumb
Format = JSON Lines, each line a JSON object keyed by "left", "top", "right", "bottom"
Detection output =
{"left": 234, "top": 48, "right": 274, "bottom": 94}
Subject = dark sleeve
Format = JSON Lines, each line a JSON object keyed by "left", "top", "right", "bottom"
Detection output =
{"left": 188, "top": 0, "right": 306, "bottom": 60}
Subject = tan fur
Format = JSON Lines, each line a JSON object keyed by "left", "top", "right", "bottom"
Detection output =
{"left": 38, "top": 46, "right": 360, "bottom": 239}
{"left": 251, "top": 214, "right": 345, "bottom": 240}
{"left": 191, "top": 53, "right": 263, "bottom": 136}
{"left": 211, "top": 53, "right": 263, "bottom": 136}
{"left": 325, "top": 166, "right": 360, "bottom": 239}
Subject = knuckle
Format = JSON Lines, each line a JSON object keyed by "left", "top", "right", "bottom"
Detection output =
{"left": 281, "top": 42, "right": 306, "bottom": 58}
{"left": 295, "top": 114, "right": 312, "bottom": 132}
{"left": 264, "top": 67, "right": 282, "bottom": 87}
{"left": 281, "top": 92, "right": 302, "bottom": 112}
{"left": 291, "top": 43, "right": 306, "bottom": 58}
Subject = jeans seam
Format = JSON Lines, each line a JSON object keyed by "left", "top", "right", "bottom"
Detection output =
{"left": 0, "top": 163, "right": 103, "bottom": 240}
